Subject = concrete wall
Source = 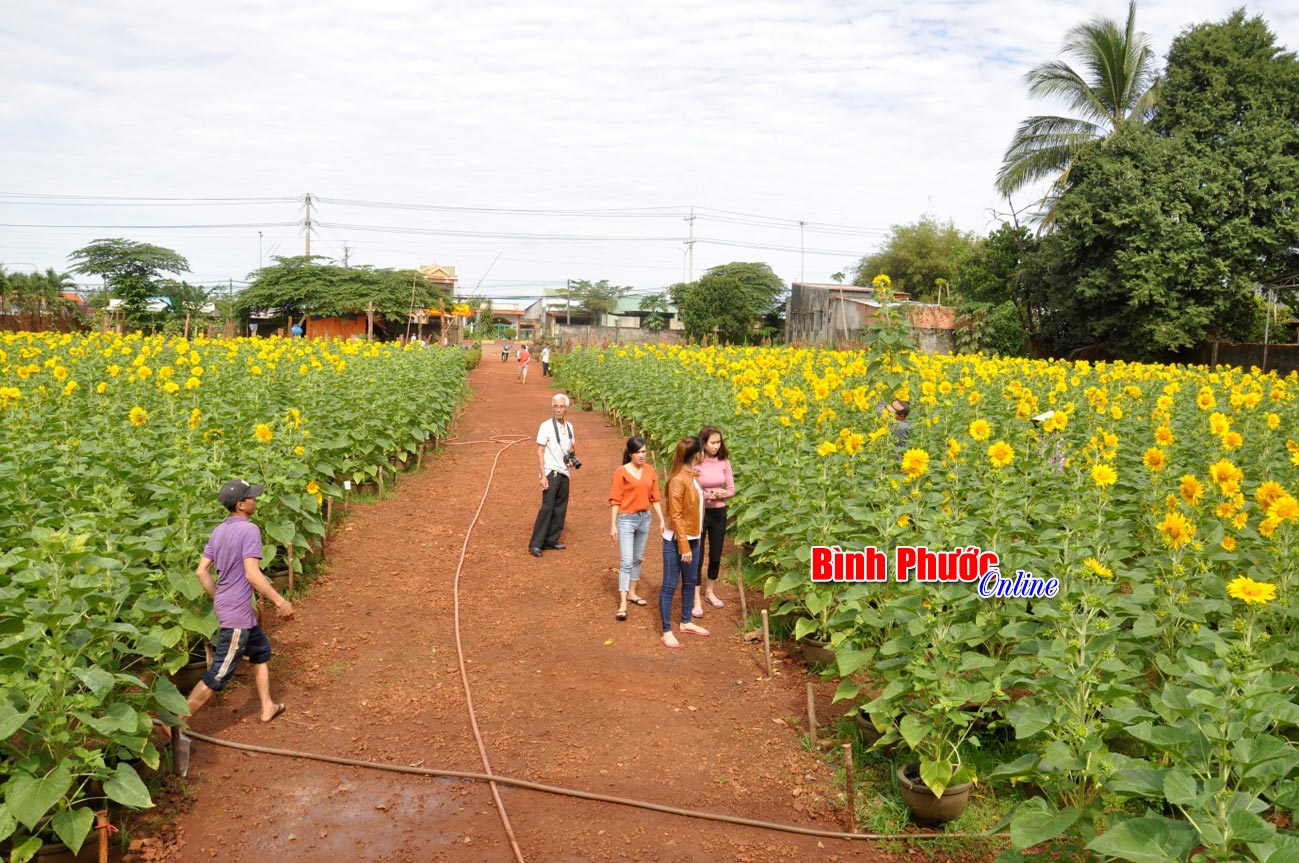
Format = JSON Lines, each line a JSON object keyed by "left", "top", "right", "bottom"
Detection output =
{"left": 545, "top": 323, "right": 687, "bottom": 346}
{"left": 1175, "top": 341, "right": 1299, "bottom": 376}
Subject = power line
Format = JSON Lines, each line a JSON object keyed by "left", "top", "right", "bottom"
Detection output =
{"left": 315, "top": 197, "right": 686, "bottom": 217}
{"left": 0, "top": 192, "right": 297, "bottom": 204}
{"left": 0, "top": 221, "right": 298, "bottom": 230}
{"left": 316, "top": 221, "right": 682, "bottom": 242}
{"left": 695, "top": 237, "right": 863, "bottom": 256}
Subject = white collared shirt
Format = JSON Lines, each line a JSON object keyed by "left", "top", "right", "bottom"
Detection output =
{"left": 537, "top": 417, "right": 574, "bottom": 475}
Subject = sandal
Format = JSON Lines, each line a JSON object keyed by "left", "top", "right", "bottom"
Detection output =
{"left": 628, "top": 596, "right": 647, "bottom": 606}
{"left": 706, "top": 596, "right": 725, "bottom": 608}
{"left": 616, "top": 609, "right": 627, "bottom": 621}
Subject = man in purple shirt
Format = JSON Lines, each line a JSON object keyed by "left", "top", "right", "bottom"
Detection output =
{"left": 168, "top": 479, "right": 294, "bottom": 774}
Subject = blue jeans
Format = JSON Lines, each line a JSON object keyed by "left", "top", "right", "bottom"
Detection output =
{"left": 660, "top": 537, "right": 701, "bottom": 632}
{"left": 616, "top": 510, "right": 651, "bottom": 592}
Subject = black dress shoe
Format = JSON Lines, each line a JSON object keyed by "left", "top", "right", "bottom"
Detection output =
{"left": 544, "top": 543, "right": 567, "bottom": 550}
{"left": 529, "top": 547, "right": 543, "bottom": 557}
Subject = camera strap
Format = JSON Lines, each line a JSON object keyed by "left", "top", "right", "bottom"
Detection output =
{"left": 552, "top": 418, "right": 571, "bottom": 453}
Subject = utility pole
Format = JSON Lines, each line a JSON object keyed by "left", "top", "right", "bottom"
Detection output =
{"left": 258, "top": 231, "right": 263, "bottom": 271}
{"left": 341, "top": 241, "right": 351, "bottom": 268}
{"left": 686, "top": 206, "right": 696, "bottom": 282}
{"left": 565, "top": 278, "right": 572, "bottom": 326}
{"left": 303, "top": 192, "right": 313, "bottom": 258}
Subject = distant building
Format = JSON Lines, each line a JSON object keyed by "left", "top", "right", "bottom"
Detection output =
{"left": 786, "top": 282, "right": 957, "bottom": 353}
{"left": 418, "top": 264, "right": 458, "bottom": 292}
{"left": 523, "top": 294, "right": 682, "bottom": 335}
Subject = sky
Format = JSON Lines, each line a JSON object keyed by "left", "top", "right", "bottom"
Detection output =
{"left": 2, "top": 0, "right": 1297, "bottom": 304}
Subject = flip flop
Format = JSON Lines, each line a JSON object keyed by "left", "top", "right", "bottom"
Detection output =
{"left": 628, "top": 597, "right": 648, "bottom": 606}
{"left": 692, "top": 609, "right": 705, "bottom": 618}
{"left": 261, "top": 703, "right": 287, "bottom": 724}
{"left": 707, "top": 596, "right": 725, "bottom": 608}
{"left": 616, "top": 609, "right": 627, "bottom": 621}
{"left": 660, "top": 635, "right": 681, "bottom": 649}
{"left": 680, "top": 624, "right": 711, "bottom": 637}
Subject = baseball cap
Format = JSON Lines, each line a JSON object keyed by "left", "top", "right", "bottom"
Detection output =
{"left": 218, "top": 479, "right": 265, "bottom": 508}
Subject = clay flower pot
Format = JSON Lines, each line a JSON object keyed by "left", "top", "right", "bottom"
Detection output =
{"left": 166, "top": 642, "right": 212, "bottom": 694}
{"left": 896, "top": 763, "right": 972, "bottom": 825}
{"left": 798, "top": 635, "right": 835, "bottom": 667}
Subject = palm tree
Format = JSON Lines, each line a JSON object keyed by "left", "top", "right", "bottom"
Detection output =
{"left": 995, "top": 0, "right": 1158, "bottom": 222}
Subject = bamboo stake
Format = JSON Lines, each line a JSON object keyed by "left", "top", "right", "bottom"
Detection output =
{"left": 807, "top": 683, "right": 817, "bottom": 747}
{"left": 287, "top": 543, "right": 295, "bottom": 593}
{"left": 96, "top": 810, "right": 110, "bottom": 863}
{"left": 843, "top": 743, "right": 856, "bottom": 832}
{"left": 761, "top": 610, "right": 773, "bottom": 677}
{"left": 378, "top": 465, "right": 385, "bottom": 497}
{"left": 736, "top": 545, "right": 748, "bottom": 620}
{"left": 326, "top": 497, "right": 334, "bottom": 535}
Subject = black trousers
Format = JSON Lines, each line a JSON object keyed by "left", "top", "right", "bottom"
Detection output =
{"left": 699, "top": 506, "right": 727, "bottom": 581}
{"left": 530, "top": 471, "right": 570, "bottom": 549}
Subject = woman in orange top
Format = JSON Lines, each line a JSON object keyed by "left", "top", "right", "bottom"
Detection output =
{"left": 609, "top": 436, "right": 665, "bottom": 621}
{"left": 659, "top": 436, "right": 710, "bottom": 648}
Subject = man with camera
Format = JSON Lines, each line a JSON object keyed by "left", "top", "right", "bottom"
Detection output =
{"left": 530, "top": 393, "right": 579, "bottom": 557}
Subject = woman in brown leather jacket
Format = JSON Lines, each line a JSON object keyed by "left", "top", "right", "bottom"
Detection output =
{"left": 659, "top": 436, "right": 711, "bottom": 648}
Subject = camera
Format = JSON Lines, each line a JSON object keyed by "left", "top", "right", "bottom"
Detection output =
{"left": 563, "top": 451, "right": 582, "bottom": 470}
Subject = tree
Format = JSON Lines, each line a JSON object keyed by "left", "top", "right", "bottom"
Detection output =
{"left": 852, "top": 216, "right": 975, "bottom": 301}
{"left": 569, "top": 279, "right": 630, "bottom": 321}
{"left": 237, "top": 256, "right": 450, "bottom": 337}
{"left": 953, "top": 222, "right": 1039, "bottom": 355}
{"left": 638, "top": 292, "right": 670, "bottom": 333}
{"left": 1154, "top": 11, "right": 1299, "bottom": 292}
{"left": 1025, "top": 123, "right": 1261, "bottom": 359}
{"left": 68, "top": 238, "right": 190, "bottom": 329}
{"left": 671, "top": 262, "right": 785, "bottom": 343}
{"left": 995, "top": 0, "right": 1158, "bottom": 221}
{"left": 159, "top": 280, "right": 215, "bottom": 323}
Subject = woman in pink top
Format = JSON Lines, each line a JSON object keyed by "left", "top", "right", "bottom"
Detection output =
{"left": 693, "top": 425, "right": 735, "bottom": 617}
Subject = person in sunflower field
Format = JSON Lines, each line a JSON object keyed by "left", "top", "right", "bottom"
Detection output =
{"left": 164, "top": 479, "right": 294, "bottom": 776}
{"left": 517, "top": 343, "right": 532, "bottom": 383}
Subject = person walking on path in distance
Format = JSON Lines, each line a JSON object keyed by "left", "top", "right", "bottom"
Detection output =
{"left": 530, "top": 394, "right": 576, "bottom": 557}
{"left": 540, "top": 344, "right": 552, "bottom": 377}
{"left": 660, "top": 436, "right": 711, "bottom": 648}
{"left": 517, "top": 343, "right": 532, "bottom": 383}
{"left": 165, "top": 479, "right": 295, "bottom": 775}
{"left": 500, "top": 342, "right": 511, "bottom": 362}
{"left": 609, "top": 436, "right": 664, "bottom": 620}
{"left": 692, "top": 425, "right": 735, "bottom": 617}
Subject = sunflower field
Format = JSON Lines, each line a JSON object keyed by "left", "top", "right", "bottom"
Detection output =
{"left": 559, "top": 344, "right": 1299, "bottom": 862}
{"left": 0, "top": 332, "right": 466, "bottom": 859}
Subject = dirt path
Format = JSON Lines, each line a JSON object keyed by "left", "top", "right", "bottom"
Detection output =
{"left": 151, "top": 353, "right": 914, "bottom": 863}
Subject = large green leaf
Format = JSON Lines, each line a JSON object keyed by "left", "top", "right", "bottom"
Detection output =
{"left": 50, "top": 806, "right": 96, "bottom": 854}
{"left": 1228, "top": 809, "right": 1275, "bottom": 844}
{"left": 899, "top": 714, "right": 930, "bottom": 750}
{"left": 1085, "top": 815, "right": 1198, "bottom": 863}
{"left": 151, "top": 676, "right": 191, "bottom": 717}
{"left": 0, "top": 702, "right": 32, "bottom": 739}
{"left": 72, "top": 666, "right": 115, "bottom": 698}
{"left": 1009, "top": 798, "right": 1080, "bottom": 849}
{"left": 8, "top": 766, "right": 72, "bottom": 829}
{"left": 104, "top": 762, "right": 153, "bottom": 809}
{"left": 918, "top": 757, "right": 953, "bottom": 797}
{"left": 834, "top": 648, "right": 870, "bottom": 676}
